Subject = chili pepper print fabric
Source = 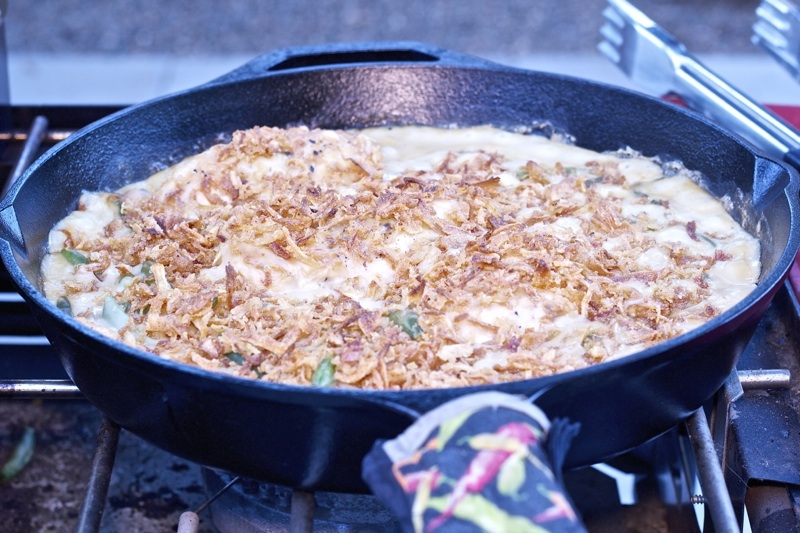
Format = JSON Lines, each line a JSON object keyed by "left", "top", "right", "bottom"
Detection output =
{"left": 362, "top": 391, "right": 586, "bottom": 533}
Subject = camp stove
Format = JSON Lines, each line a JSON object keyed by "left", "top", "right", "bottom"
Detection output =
{"left": 1, "top": 105, "right": 800, "bottom": 532}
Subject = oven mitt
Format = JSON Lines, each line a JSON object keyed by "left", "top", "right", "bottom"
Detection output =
{"left": 362, "top": 391, "right": 585, "bottom": 532}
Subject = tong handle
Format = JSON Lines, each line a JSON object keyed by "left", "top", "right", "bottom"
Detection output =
{"left": 674, "top": 54, "right": 800, "bottom": 165}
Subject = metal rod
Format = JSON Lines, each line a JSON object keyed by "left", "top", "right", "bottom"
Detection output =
{"left": 686, "top": 408, "right": 741, "bottom": 532}
{"left": 288, "top": 490, "right": 316, "bottom": 533}
{"left": 2, "top": 115, "right": 48, "bottom": 197}
{"left": 0, "top": 128, "right": 72, "bottom": 143}
{"left": 195, "top": 475, "right": 240, "bottom": 514}
{"left": 738, "top": 368, "right": 791, "bottom": 390}
{"left": 76, "top": 417, "right": 120, "bottom": 533}
{"left": 0, "top": 379, "right": 82, "bottom": 399}
{"left": 177, "top": 475, "right": 241, "bottom": 533}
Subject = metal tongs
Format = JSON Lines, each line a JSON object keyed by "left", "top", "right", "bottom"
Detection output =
{"left": 753, "top": 0, "right": 800, "bottom": 81}
{"left": 598, "top": 0, "right": 800, "bottom": 170}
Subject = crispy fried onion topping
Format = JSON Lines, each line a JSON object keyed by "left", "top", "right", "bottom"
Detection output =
{"left": 53, "top": 126, "right": 746, "bottom": 389}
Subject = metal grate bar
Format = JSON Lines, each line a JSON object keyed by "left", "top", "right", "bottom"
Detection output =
{"left": 0, "top": 379, "right": 81, "bottom": 398}
{"left": 2, "top": 115, "right": 48, "bottom": 196}
{"left": 686, "top": 408, "right": 741, "bottom": 532}
{"left": 76, "top": 417, "right": 121, "bottom": 533}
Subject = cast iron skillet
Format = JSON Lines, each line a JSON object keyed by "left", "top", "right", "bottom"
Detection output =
{"left": 1, "top": 42, "right": 798, "bottom": 493}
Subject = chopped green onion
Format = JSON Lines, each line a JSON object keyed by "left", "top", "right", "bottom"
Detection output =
{"left": 581, "top": 333, "right": 601, "bottom": 349}
{"left": 60, "top": 249, "right": 89, "bottom": 265}
{"left": 312, "top": 356, "right": 335, "bottom": 387}
{"left": 141, "top": 260, "right": 155, "bottom": 277}
{"left": 698, "top": 233, "right": 717, "bottom": 248}
{"left": 110, "top": 196, "right": 123, "bottom": 215}
{"left": 388, "top": 309, "right": 424, "bottom": 340}
{"left": 1, "top": 427, "right": 35, "bottom": 483}
{"left": 102, "top": 296, "right": 129, "bottom": 329}
{"left": 56, "top": 297, "right": 72, "bottom": 316}
{"left": 224, "top": 352, "right": 245, "bottom": 365}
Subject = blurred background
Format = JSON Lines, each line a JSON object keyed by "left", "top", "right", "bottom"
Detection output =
{"left": 6, "top": 0, "right": 799, "bottom": 105}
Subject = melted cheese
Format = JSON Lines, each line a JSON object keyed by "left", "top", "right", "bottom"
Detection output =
{"left": 39, "top": 125, "right": 761, "bottom": 389}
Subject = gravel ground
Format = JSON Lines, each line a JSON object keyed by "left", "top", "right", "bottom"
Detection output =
{"left": 6, "top": 0, "right": 764, "bottom": 57}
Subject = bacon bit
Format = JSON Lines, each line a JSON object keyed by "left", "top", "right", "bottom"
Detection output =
{"left": 503, "top": 336, "right": 520, "bottom": 352}
{"left": 531, "top": 259, "right": 550, "bottom": 274}
{"left": 714, "top": 249, "right": 732, "bottom": 261}
{"left": 268, "top": 241, "right": 292, "bottom": 260}
{"left": 341, "top": 340, "right": 363, "bottom": 362}
{"left": 225, "top": 264, "right": 238, "bottom": 309}
{"left": 487, "top": 215, "right": 505, "bottom": 230}
{"left": 409, "top": 277, "right": 426, "bottom": 296}
{"left": 321, "top": 207, "right": 339, "bottom": 222}
{"left": 471, "top": 252, "right": 500, "bottom": 265}
{"left": 686, "top": 220, "right": 699, "bottom": 241}
{"left": 398, "top": 176, "right": 425, "bottom": 188}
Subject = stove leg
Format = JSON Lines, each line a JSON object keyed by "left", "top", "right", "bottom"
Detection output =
{"left": 687, "top": 408, "right": 741, "bottom": 533}
{"left": 75, "top": 417, "right": 120, "bottom": 533}
{"left": 289, "top": 490, "right": 316, "bottom": 533}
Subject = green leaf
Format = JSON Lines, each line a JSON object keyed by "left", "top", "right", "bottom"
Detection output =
{"left": 388, "top": 309, "right": 424, "bottom": 340}
{"left": 312, "top": 356, "right": 336, "bottom": 387}
{"left": 60, "top": 249, "right": 89, "bottom": 265}
{"left": 1, "top": 427, "right": 35, "bottom": 483}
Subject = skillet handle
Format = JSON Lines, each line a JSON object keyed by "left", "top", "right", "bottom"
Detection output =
{"left": 204, "top": 41, "right": 505, "bottom": 87}
{"left": 0, "top": 200, "right": 27, "bottom": 257}
{"left": 753, "top": 154, "right": 794, "bottom": 210}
